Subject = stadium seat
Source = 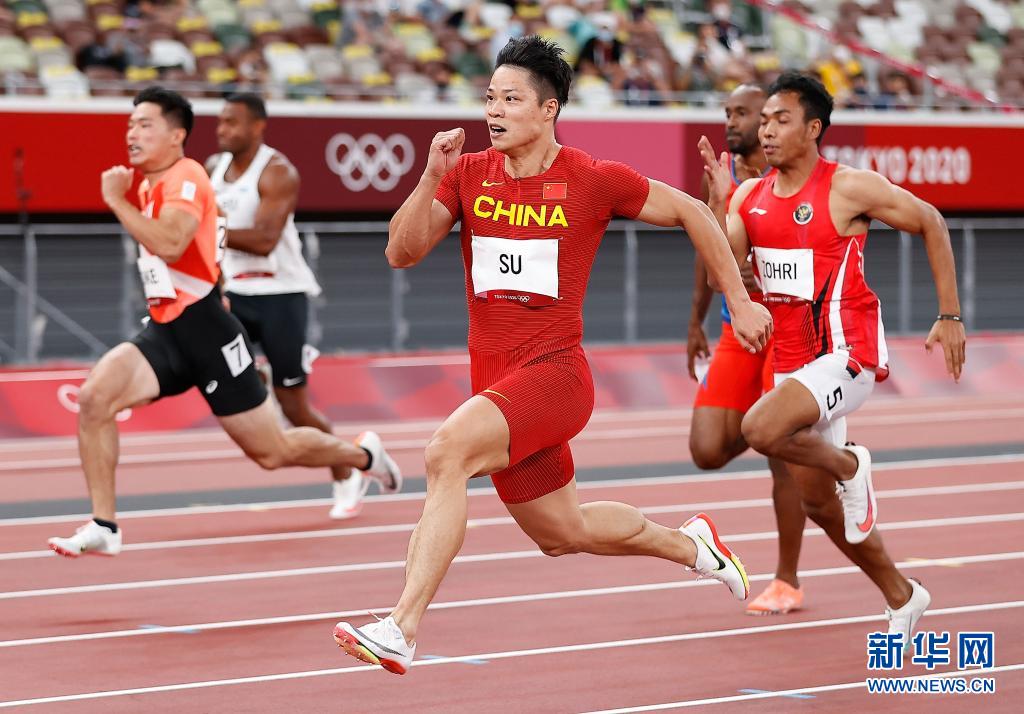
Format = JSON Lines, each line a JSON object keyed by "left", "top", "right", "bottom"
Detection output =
{"left": 149, "top": 38, "right": 195, "bottom": 74}
{"left": 263, "top": 40, "right": 308, "bottom": 82}
{"left": 213, "top": 22, "right": 251, "bottom": 52}
{"left": 0, "top": 34, "right": 33, "bottom": 72}
{"left": 40, "top": 61, "right": 88, "bottom": 96}
{"left": 29, "top": 33, "right": 70, "bottom": 68}
{"left": 305, "top": 42, "right": 343, "bottom": 81}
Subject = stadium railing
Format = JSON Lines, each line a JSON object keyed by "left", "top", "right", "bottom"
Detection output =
{"left": 0, "top": 217, "right": 1019, "bottom": 363}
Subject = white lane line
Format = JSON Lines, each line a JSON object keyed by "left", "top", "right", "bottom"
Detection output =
{"left": 2, "top": 549, "right": 1021, "bottom": 649}
{"left": 579, "top": 664, "right": 1024, "bottom": 713}
{"left": 0, "top": 600, "right": 1019, "bottom": 708}
{"left": 0, "top": 396, "right": 1011, "bottom": 455}
{"left": 2, "top": 405, "right": 1022, "bottom": 471}
{"left": 4, "top": 480, "right": 1023, "bottom": 561}
{"left": 3, "top": 516, "right": 1022, "bottom": 600}
{"left": 2, "top": 451, "right": 1022, "bottom": 528}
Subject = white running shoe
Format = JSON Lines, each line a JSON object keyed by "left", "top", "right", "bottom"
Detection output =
{"left": 680, "top": 512, "right": 750, "bottom": 600}
{"left": 355, "top": 431, "right": 402, "bottom": 495}
{"left": 48, "top": 520, "right": 122, "bottom": 558}
{"left": 838, "top": 444, "right": 877, "bottom": 544}
{"left": 887, "top": 579, "right": 931, "bottom": 648}
{"left": 329, "top": 471, "right": 369, "bottom": 520}
{"left": 333, "top": 616, "right": 416, "bottom": 675}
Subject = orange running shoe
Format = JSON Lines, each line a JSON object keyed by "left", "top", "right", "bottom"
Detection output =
{"left": 745, "top": 578, "right": 804, "bottom": 615}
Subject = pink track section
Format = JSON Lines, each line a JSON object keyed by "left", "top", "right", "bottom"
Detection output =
{"left": 1, "top": 388, "right": 1021, "bottom": 711}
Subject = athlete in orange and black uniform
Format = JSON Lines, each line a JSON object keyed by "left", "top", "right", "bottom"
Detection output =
{"left": 49, "top": 87, "right": 399, "bottom": 558}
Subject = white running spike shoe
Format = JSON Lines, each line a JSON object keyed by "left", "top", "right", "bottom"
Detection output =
{"left": 680, "top": 512, "right": 750, "bottom": 600}
{"left": 838, "top": 443, "right": 877, "bottom": 544}
{"left": 329, "top": 471, "right": 370, "bottom": 520}
{"left": 887, "top": 579, "right": 932, "bottom": 649}
{"left": 334, "top": 616, "right": 416, "bottom": 675}
{"left": 355, "top": 431, "right": 402, "bottom": 495}
{"left": 48, "top": 520, "right": 122, "bottom": 558}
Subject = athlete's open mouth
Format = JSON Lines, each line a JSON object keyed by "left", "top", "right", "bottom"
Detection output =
{"left": 488, "top": 124, "right": 506, "bottom": 135}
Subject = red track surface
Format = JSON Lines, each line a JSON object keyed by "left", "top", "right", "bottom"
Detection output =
{"left": 0, "top": 395, "right": 1020, "bottom": 711}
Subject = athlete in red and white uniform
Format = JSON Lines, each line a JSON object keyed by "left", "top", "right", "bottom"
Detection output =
{"left": 708, "top": 72, "right": 965, "bottom": 647}
{"left": 333, "top": 36, "right": 773, "bottom": 675}
{"left": 689, "top": 85, "right": 807, "bottom": 617}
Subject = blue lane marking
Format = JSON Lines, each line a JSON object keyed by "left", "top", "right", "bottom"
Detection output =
{"left": 739, "top": 689, "right": 815, "bottom": 700}
{"left": 138, "top": 624, "right": 200, "bottom": 634}
{"left": 419, "top": 654, "right": 488, "bottom": 665}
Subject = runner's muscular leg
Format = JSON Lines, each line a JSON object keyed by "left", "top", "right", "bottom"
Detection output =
{"left": 505, "top": 478, "right": 699, "bottom": 565}
{"left": 786, "top": 461, "right": 912, "bottom": 607}
{"left": 77, "top": 343, "right": 161, "bottom": 521}
{"left": 689, "top": 406, "right": 748, "bottom": 469}
{"left": 274, "top": 384, "right": 351, "bottom": 481}
{"left": 390, "top": 395, "right": 511, "bottom": 644}
{"left": 218, "top": 398, "right": 369, "bottom": 471}
{"left": 768, "top": 457, "right": 806, "bottom": 587}
{"left": 742, "top": 380, "right": 858, "bottom": 481}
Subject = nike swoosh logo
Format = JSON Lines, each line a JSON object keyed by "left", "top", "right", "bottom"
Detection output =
{"left": 482, "top": 180, "right": 504, "bottom": 187}
{"left": 352, "top": 626, "right": 404, "bottom": 656}
{"left": 858, "top": 480, "right": 875, "bottom": 533}
{"left": 698, "top": 535, "right": 727, "bottom": 571}
{"left": 748, "top": 207, "right": 767, "bottom": 215}
{"left": 281, "top": 377, "right": 303, "bottom": 387}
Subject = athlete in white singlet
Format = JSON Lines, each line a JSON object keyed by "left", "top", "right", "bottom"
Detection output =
{"left": 207, "top": 94, "right": 401, "bottom": 518}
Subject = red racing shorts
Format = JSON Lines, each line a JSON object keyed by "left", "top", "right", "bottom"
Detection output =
{"left": 472, "top": 345, "right": 594, "bottom": 504}
{"left": 694, "top": 322, "right": 774, "bottom": 413}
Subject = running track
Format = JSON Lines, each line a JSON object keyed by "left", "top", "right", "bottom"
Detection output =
{"left": 0, "top": 393, "right": 1020, "bottom": 711}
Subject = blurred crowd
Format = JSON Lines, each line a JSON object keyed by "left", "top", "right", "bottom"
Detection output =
{"left": 2, "top": 0, "right": 1021, "bottom": 107}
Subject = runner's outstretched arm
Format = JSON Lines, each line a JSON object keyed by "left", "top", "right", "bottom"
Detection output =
{"left": 636, "top": 179, "right": 772, "bottom": 352}
{"left": 386, "top": 128, "right": 462, "bottom": 268}
{"left": 834, "top": 169, "right": 965, "bottom": 381}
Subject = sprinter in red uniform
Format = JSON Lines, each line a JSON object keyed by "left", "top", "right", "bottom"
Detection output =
{"left": 689, "top": 85, "right": 807, "bottom": 616}
{"left": 332, "top": 36, "right": 773, "bottom": 675}
{"left": 705, "top": 72, "right": 965, "bottom": 648}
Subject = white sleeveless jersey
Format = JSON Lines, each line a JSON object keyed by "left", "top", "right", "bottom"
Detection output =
{"left": 211, "top": 144, "right": 321, "bottom": 297}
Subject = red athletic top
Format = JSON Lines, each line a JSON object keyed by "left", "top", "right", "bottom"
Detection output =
{"left": 138, "top": 158, "right": 221, "bottom": 323}
{"left": 436, "top": 146, "right": 649, "bottom": 362}
{"left": 739, "top": 158, "right": 888, "bottom": 375}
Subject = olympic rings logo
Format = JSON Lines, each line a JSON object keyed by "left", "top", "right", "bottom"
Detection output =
{"left": 57, "top": 384, "right": 132, "bottom": 422}
{"left": 324, "top": 133, "right": 416, "bottom": 192}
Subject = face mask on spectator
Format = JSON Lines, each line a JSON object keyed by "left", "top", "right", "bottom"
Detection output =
{"left": 598, "top": 28, "right": 615, "bottom": 42}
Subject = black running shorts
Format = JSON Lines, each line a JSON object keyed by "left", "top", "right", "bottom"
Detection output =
{"left": 227, "top": 291, "right": 312, "bottom": 389}
{"left": 131, "top": 289, "right": 267, "bottom": 416}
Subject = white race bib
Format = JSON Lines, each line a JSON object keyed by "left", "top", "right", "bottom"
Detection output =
{"left": 754, "top": 247, "right": 814, "bottom": 301}
{"left": 470, "top": 234, "right": 559, "bottom": 306}
{"left": 224, "top": 247, "right": 278, "bottom": 279}
{"left": 136, "top": 254, "right": 176, "bottom": 302}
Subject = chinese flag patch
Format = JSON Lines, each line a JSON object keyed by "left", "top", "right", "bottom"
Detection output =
{"left": 542, "top": 182, "right": 567, "bottom": 200}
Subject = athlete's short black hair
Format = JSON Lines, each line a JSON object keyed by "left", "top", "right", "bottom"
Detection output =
{"left": 133, "top": 86, "right": 194, "bottom": 142}
{"left": 767, "top": 71, "right": 833, "bottom": 145}
{"left": 495, "top": 35, "right": 572, "bottom": 118}
{"left": 225, "top": 92, "right": 268, "bottom": 121}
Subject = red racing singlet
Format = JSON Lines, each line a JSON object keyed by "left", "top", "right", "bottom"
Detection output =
{"left": 739, "top": 157, "right": 888, "bottom": 375}
{"left": 435, "top": 146, "right": 650, "bottom": 364}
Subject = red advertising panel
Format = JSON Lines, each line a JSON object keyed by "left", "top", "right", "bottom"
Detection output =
{"left": 825, "top": 125, "right": 1021, "bottom": 211}
{"left": 1, "top": 102, "right": 1020, "bottom": 214}
{"left": 0, "top": 335, "right": 1021, "bottom": 438}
